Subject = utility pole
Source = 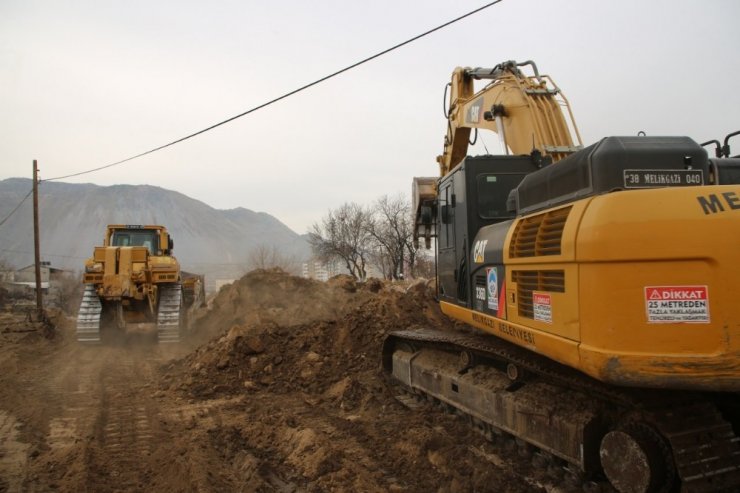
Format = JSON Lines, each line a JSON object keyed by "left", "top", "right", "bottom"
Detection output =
{"left": 33, "top": 160, "right": 43, "bottom": 318}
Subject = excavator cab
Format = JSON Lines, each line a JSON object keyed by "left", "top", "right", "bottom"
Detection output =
{"left": 436, "top": 154, "right": 542, "bottom": 305}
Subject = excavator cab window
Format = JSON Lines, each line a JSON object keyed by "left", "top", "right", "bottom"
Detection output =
{"left": 476, "top": 173, "right": 528, "bottom": 220}
{"left": 438, "top": 185, "right": 454, "bottom": 249}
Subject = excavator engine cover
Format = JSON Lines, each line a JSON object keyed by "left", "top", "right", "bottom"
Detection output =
{"left": 515, "top": 136, "right": 709, "bottom": 214}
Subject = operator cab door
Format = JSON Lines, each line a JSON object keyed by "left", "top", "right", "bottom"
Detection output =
{"left": 437, "top": 181, "right": 458, "bottom": 303}
{"left": 437, "top": 168, "right": 470, "bottom": 306}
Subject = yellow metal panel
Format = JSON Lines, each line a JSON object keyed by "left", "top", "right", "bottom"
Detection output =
{"left": 505, "top": 200, "right": 589, "bottom": 265}
{"left": 131, "top": 247, "right": 148, "bottom": 263}
{"left": 499, "top": 202, "right": 586, "bottom": 342}
{"left": 441, "top": 301, "right": 581, "bottom": 369}
{"left": 578, "top": 260, "right": 722, "bottom": 354}
{"left": 117, "top": 247, "right": 133, "bottom": 297}
{"left": 103, "top": 248, "right": 117, "bottom": 276}
{"left": 506, "top": 264, "right": 580, "bottom": 341}
{"left": 94, "top": 247, "right": 107, "bottom": 262}
{"left": 574, "top": 185, "right": 740, "bottom": 390}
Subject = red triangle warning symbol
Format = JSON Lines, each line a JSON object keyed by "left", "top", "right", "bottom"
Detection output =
{"left": 648, "top": 289, "right": 662, "bottom": 300}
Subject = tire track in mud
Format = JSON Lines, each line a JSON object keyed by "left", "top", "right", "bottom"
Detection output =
{"left": 0, "top": 411, "right": 31, "bottom": 493}
{"left": 45, "top": 348, "right": 98, "bottom": 453}
{"left": 0, "top": 323, "right": 200, "bottom": 492}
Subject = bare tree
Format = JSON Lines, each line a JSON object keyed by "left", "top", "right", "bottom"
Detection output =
{"left": 0, "top": 256, "right": 13, "bottom": 273}
{"left": 308, "top": 202, "right": 372, "bottom": 280}
{"left": 54, "top": 270, "right": 83, "bottom": 315}
{"left": 246, "top": 244, "right": 301, "bottom": 274}
{"left": 411, "top": 250, "right": 435, "bottom": 279}
{"left": 367, "top": 194, "right": 418, "bottom": 280}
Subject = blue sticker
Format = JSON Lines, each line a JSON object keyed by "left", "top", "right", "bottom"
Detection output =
{"left": 487, "top": 267, "right": 498, "bottom": 311}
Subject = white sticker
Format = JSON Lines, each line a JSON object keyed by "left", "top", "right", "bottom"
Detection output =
{"left": 645, "top": 285, "right": 710, "bottom": 323}
{"left": 487, "top": 267, "right": 498, "bottom": 311}
{"left": 475, "top": 285, "right": 486, "bottom": 303}
{"left": 533, "top": 292, "right": 552, "bottom": 323}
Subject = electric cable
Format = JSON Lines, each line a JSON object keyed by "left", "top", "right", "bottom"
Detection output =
{"left": 41, "top": 0, "right": 504, "bottom": 182}
{"left": 0, "top": 189, "right": 33, "bottom": 228}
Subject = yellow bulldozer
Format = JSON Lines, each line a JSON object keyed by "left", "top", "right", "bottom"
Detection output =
{"left": 76, "top": 224, "right": 204, "bottom": 343}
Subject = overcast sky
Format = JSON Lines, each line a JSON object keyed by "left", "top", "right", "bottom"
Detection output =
{"left": 2, "top": 0, "right": 738, "bottom": 233}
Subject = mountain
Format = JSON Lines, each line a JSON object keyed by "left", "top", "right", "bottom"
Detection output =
{"left": 0, "top": 178, "right": 311, "bottom": 288}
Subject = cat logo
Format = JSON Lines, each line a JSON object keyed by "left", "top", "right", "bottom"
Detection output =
{"left": 473, "top": 239, "right": 488, "bottom": 263}
{"left": 466, "top": 97, "right": 484, "bottom": 124}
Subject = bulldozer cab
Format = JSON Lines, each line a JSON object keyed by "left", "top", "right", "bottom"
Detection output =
{"left": 110, "top": 229, "right": 158, "bottom": 254}
{"left": 78, "top": 223, "right": 196, "bottom": 344}
{"left": 105, "top": 225, "right": 171, "bottom": 256}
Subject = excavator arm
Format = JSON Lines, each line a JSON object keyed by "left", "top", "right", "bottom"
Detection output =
{"left": 438, "top": 60, "right": 582, "bottom": 175}
{"left": 413, "top": 60, "right": 582, "bottom": 246}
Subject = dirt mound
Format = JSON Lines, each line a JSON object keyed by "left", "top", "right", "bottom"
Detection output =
{"left": 170, "top": 269, "right": 446, "bottom": 402}
{"left": 188, "top": 269, "right": 376, "bottom": 344}
{"left": 153, "top": 270, "right": 539, "bottom": 492}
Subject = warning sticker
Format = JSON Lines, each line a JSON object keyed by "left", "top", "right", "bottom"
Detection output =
{"left": 533, "top": 292, "right": 552, "bottom": 323}
{"left": 644, "top": 285, "right": 710, "bottom": 323}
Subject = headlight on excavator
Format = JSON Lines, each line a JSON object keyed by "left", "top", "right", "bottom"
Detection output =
{"left": 86, "top": 263, "right": 104, "bottom": 273}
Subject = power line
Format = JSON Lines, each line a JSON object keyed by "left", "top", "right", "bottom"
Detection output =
{"left": 0, "top": 189, "right": 33, "bottom": 228}
{"left": 42, "top": 0, "right": 504, "bottom": 182}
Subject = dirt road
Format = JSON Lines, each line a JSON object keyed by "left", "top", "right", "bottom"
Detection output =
{"left": 0, "top": 328, "right": 184, "bottom": 491}
{"left": 0, "top": 272, "right": 562, "bottom": 492}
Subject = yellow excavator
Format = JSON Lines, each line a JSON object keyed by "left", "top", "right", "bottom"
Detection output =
{"left": 385, "top": 60, "right": 740, "bottom": 492}
{"left": 76, "top": 224, "right": 204, "bottom": 343}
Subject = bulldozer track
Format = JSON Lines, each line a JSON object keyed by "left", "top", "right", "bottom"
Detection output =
{"left": 92, "top": 361, "right": 156, "bottom": 490}
{"left": 157, "top": 283, "right": 182, "bottom": 343}
{"left": 79, "top": 351, "right": 161, "bottom": 491}
{"left": 76, "top": 285, "right": 102, "bottom": 344}
{"left": 384, "top": 328, "right": 740, "bottom": 492}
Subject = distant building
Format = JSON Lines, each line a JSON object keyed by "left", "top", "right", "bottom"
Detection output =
{"left": 0, "top": 265, "right": 13, "bottom": 282}
{"left": 301, "top": 258, "right": 388, "bottom": 281}
{"left": 13, "top": 261, "right": 53, "bottom": 291}
{"left": 2, "top": 261, "right": 72, "bottom": 296}
{"left": 213, "top": 279, "right": 235, "bottom": 292}
{"left": 302, "top": 260, "right": 343, "bottom": 281}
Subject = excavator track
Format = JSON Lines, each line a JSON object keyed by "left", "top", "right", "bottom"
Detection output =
{"left": 76, "top": 285, "right": 102, "bottom": 344}
{"left": 657, "top": 403, "right": 740, "bottom": 492}
{"left": 157, "top": 283, "right": 182, "bottom": 343}
{"left": 383, "top": 328, "right": 740, "bottom": 492}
